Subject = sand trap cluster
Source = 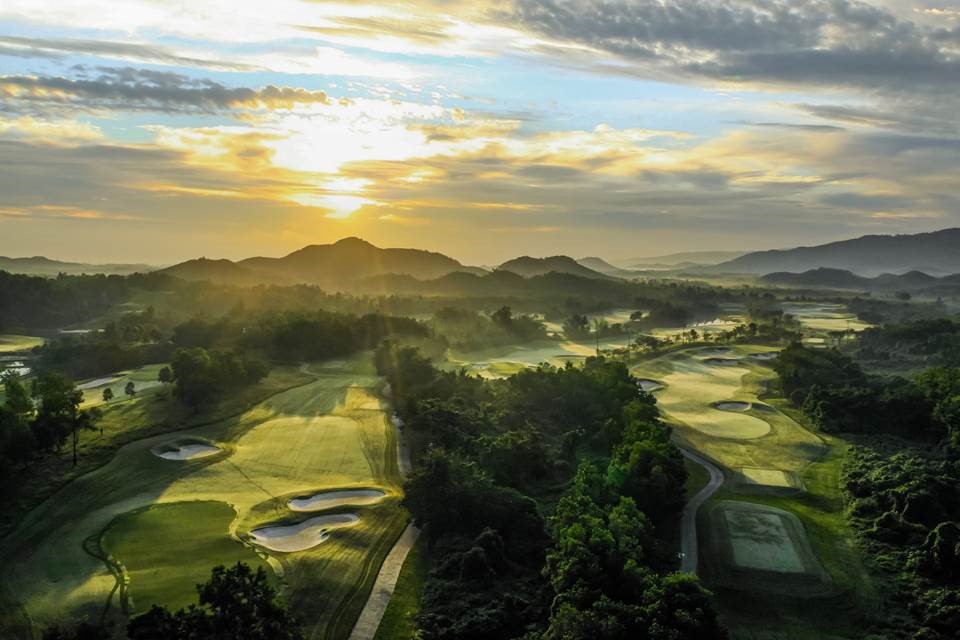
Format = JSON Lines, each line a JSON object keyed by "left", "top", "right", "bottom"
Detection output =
{"left": 702, "top": 357, "right": 740, "bottom": 366}
{"left": 152, "top": 440, "right": 222, "bottom": 461}
{"left": 715, "top": 401, "right": 751, "bottom": 412}
{"left": 636, "top": 379, "right": 665, "bottom": 392}
{"left": 289, "top": 489, "right": 385, "bottom": 512}
{"left": 250, "top": 513, "right": 360, "bottom": 552}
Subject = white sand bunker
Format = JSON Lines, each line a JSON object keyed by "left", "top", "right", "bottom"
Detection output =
{"left": 703, "top": 357, "right": 740, "bottom": 366}
{"left": 636, "top": 379, "right": 665, "bottom": 392}
{"left": 716, "top": 401, "right": 751, "bottom": 412}
{"left": 289, "top": 489, "right": 385, "bottom": 512}
{"left": 250, "top": 514, "right": 360, "bottom": 552}
{"left": 749, "top": 352, "right": 779, "bottom": 361}
{"left": 152, "top": 440, "right": 222, "bottom": 461}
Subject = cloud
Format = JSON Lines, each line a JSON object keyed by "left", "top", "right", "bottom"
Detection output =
{"left": 506, "top": 0, "right": 960, "bottom": 98}
{"left": 0, "top": 68, "right": 333, "bottom": 115}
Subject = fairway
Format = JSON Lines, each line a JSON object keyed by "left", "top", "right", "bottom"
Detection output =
{"left": 0, "top": 356, "right": 407, "bottom": 639}
{"left": 780, "top": 302, "right": 872, "bottom": 333}
{"left": 0, "top": 334, "right": 44, "bottom": 353}
{"left": 80, "top": 364, "right": 167, "bottom": 406}
{"left": 634, "top": 348, "right": 771, "bottom": 439}
{"left": 101, "top": 501, "right": 273, "bottom": 613}
{"left": 737, "top": 467, "right": 798, "bottom": 489}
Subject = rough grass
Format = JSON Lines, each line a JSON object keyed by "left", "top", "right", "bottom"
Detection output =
{"left": 373, "top": 539, "right": 431, "bottom": 640}
{"left": 0, "top": 334, "right": 45, "bottom": 353}
{"left": 101, "top": 501, "right": 273, "bottom": 614}
{"left": 0, "top": 355, "right": 407, "bottom": 640}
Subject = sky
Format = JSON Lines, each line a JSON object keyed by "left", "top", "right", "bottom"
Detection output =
{"left": 0, "top": 0, "right": 958, "bottom": 266}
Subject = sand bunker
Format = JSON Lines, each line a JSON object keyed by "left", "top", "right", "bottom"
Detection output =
{"left": 153, "top": 440, "right": 222, "bottom": 461}
{"left": 703, "top": 357, "right": 740, "bottom": 366}
{"left": 715, "top": 401, "right": 751, "bottom": 412}
{"left": 289, "top": 489, "right": 385, "bottom": 512}
{"left": 250, "top": 513, "right": 360, "bottom": 552}
{"left": 636, "top": 379, "right": 665, "bottom": 392}
{"left": 749, "top": 352, "right": 779, "bottom": 361}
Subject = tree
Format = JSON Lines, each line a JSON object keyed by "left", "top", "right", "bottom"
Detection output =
{"left": 127, "top": 562, "right": 303, "bottom": 640}
{"left": 30, "top": 373, "right": 100, "bottom": 466}
{"left": 102, "top": 388, "right": 114, "bottom": 403}
{"left": 125, "top": 381, "right": 136, "bottom": 398}
{"left": 158, "top": 366, "right": 172, "bottom": 385}
{"left": 491, "top": 306, "right": 513, "bottom": 329}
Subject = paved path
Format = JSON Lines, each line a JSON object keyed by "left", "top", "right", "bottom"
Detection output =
{"left": 348, "top": 414, "right": 420, "bottom": 640}
{"left": 679, "top": 448, "right": 725, "bottom": 574}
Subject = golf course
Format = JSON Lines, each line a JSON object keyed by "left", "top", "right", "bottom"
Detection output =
{"left": 0, "top": 356, "right": 408, "bottom": 640}
{"left": 632, "top": 344, "right": 879, "bottom": 639}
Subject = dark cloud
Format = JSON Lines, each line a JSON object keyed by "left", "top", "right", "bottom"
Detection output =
{"left": 505, "top": 0, "right": 960, "bottom": 117}
{"left": 0, "top": 67, "right": 330, "bottom": 115}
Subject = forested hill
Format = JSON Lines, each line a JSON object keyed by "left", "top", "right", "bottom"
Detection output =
{"left": 497, "top": 255, "right": 612, "bottom": 279}
{"left": 160, "top": 237, "right": 486, "bottom": 287}
{"left": 705, "top": 228, "right": 960, "bottom": 277}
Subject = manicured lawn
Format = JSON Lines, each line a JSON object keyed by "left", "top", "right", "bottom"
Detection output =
{"left": 0, "top": 355, "right": 408, "bottom": 640}
{"left": 101, "top": 501, "right": 273, "bottom": 613}
{"left": 0, "top": 334, "right": 44, "bottom": 353}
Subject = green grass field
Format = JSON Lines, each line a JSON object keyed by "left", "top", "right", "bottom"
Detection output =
{"left": 780, "top": 302, "right": 873, "bottom": 334}
{"left": 633, "top": 343, "right": 880, "bottom": 639}
{"left": 101, "top": 501, "right": 274, "bottom": 613}
{"left": 0, "top": 334, "right": 44, "bottom": 353}
{"left": 0, "top": 355, "right": 408, "bottom": 640}
{"left": 79, "top": 363, "right": 167, "bottom": 406}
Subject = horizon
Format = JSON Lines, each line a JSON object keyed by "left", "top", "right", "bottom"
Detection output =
{"left": 1, "top": 226, "right": 958, "bottom": 269}
{"left": 1, "top": 1, "right": 958, "bottom": 264}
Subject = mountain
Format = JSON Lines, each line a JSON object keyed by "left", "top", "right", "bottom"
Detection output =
{"left": 708, "top": 228, "right": 960, "bottom": 277}
{"left": 497, "top": 255, "right": 612, "bottom": 279}
{"left": 0, "top": 256, "right": 154, "bottom": 277}
{"left": 761, "top": 268, "right": 959, "bottom": 294}
{"left": 627, "top": 250, "right": 746, "bottom": 269}
{"left": 161, "top": 237, "right": 485, "bottom": 288}
{"left": 577, "top": 257, "right": 640, "bottom": 278}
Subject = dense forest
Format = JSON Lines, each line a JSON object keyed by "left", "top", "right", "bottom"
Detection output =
{"left": 775, "top": 341, "right": 960, "bottom": 638}
{"left": 376, "top": 342, "right": 725, "bottom": 639}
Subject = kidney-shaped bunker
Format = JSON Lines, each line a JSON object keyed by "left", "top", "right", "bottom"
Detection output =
{"left": 715, "top": 401, "right": 752, "bottom": 412}
{"left": 152, "top": 438, "right": 222, "bottom": 461}
{"left": 636, "top": 379, "right": 665, "bottom": 393}
{"left": 288, "top": 489, "right": 386, "bottom": 512}
{"left": 250, "top": 513, "right": 360, "bottom": 552}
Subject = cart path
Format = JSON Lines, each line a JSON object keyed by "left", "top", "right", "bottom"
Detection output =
{"left": 679, "top": 448, "right": 725, "bottom": 574}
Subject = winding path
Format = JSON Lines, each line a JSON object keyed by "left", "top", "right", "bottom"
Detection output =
{"left": 348, "top": 415, "right": 420, "bottom": 640}
{"left": 678, "top": 448, "right": 724, "bottom": 574}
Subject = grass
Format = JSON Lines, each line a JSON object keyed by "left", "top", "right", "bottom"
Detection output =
{"left": 0, "top": 355, "right": 408, "bottom": 640}
{"left": 0, "top": 334, "right": 44, "bottom": 353}
{"left": 0, "top": 364, "right": 314, "bottom": 538}
{"left": 101, "top": 501, "right": 273, "bottom": 614}
{"left": 635, "top": 343, "right": 880, "bottom": 639}
{"left": 79, "top": 364, "right": 167, "bottom": 407}
{"left": 373, "top": 539, "right": 431, "bottom": 640}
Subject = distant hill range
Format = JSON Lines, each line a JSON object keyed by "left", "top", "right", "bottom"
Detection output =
{"left": 704, "top": 228, "right": 960, "bottom": 277}
{"left": 0, "top": 256, "right": 154, "bottom": 277}
{"left": 762, "top": 268, "right": 960, "bottom": 294}
{"left": 626, "top": 250, "right": 746, "bottom": 270}
{"left": 577, "top": 257, "right": 643, "bottom": 279}
{"left": 160, "top": 237, "right": 486, "bottom": 287}
{"left": 497, "top": 256, "right": 612, "bottom": 279}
